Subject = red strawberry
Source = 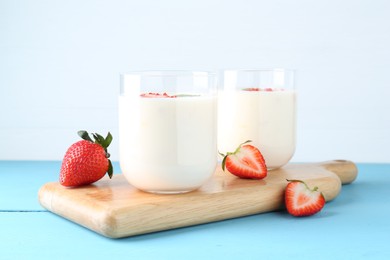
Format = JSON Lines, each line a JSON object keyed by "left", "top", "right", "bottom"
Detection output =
{"left": 285, "top": 180, "right": 325, "bottom": 217}
{"left": 219, "top": 140, "right": 267, "bottom": 179}
{"left": 59, "top": 130, "right": 113, "bottom": 187}
{"left": 140, "top": 92, "right": 176, "bottom": 98}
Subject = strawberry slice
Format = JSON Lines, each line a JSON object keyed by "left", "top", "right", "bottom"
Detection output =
{"left": 140, "top": 92, "right": 176, "bottom": 98}
{"left": 285, "top": 180, "right": 325, "bottom": 217}
{"left": 219, "top": 140, "right": 267, "bottom": 179}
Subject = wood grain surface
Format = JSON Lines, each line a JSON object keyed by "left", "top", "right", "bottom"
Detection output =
{"left": 38, "top": 160, "right": 358, "bottom": 238}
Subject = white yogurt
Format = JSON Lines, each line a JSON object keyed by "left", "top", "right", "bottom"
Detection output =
{"left": 119, "top": 95, "right": 217, "bottom": 193}
{"left": 218, "top": 90, "right": 296, "bottom": 169}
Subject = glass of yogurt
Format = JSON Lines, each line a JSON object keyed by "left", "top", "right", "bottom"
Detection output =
{"left": 218, "top": 69, "right": 296, "bottom": 170}
{"left": 119, "top": 71, "right": 218, "bottom": 194}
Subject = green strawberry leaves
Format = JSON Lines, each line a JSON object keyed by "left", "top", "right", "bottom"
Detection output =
{"left": 78, "top": 130, "right": 112, "bottom": 149}
{"left": 92, "top": 132, "right": 113, "bottom": 149}
{"left": 78, "top": 130, "right": 93, "bottom": 142}
{"left": 78, "top": 130, "right": 113, "bottom": 178}
{"left": 107, "top": 160, "right": 113, "bottom": 179}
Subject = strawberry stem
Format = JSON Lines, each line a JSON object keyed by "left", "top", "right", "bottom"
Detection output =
{"left": 218, "top": 151, "right": 226, "bottom": 157}
{"left": 221, "top": 155, "right": 227, "bottom": 171}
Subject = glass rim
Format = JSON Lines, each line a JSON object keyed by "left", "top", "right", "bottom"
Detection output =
{"left": 121, "top": 70, "right": 217, "bottom": 77}
{"left": 221, "top": 68, "right": 295, "bottom": 73}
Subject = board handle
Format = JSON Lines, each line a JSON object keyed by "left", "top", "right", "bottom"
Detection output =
{"left": 318, "top": 160, "right": 358, "bottom": 185}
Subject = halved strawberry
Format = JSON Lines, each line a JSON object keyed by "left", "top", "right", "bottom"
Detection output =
{"left": 285, "top": 180, "right": 325, "bottom": 217}
{"left": 219, "top": 140, "right": 267, "bottom": 179}
{"left": 140, "top": 92, "right": 176, "bottom": 98}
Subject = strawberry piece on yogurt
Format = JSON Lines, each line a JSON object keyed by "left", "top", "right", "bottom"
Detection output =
{"left": 242, "top": 87, "right": 285, "bottom": 91}
{"left": 140, "top": 92, "right": 176, "bottom": 98}
{"left": 242, "top": 88, "right": 261, "bottom": 91}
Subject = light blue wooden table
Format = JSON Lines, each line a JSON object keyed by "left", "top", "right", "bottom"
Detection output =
{"left": 1, "top": 161, "right": 389, "bottom": 259}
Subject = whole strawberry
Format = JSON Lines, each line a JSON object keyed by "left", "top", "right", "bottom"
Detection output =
{"left": 60, "top": 130, "right": 113, "bottom": 187}
{"left": 285, "top": 179, "right": 325, "bottom": 217}
{"left": 219, "top": 140, "right": 267, "bottom": 179}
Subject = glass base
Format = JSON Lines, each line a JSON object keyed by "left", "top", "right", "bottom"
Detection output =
{"left": 141, "top": 188, "right": 197, "bottom": 195}
{"left": 267, "top": 166, "right": 285, "bottom": 171}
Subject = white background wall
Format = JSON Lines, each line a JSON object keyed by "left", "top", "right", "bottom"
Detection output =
{"left": 1, "top": 0, "right": 389, "bottom": 163}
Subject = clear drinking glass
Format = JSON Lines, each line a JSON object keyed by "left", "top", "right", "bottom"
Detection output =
{"left": 218, "top": 69, "right": 296, "bottom": 170}
{"left": 119, "top": 71, "right": 218, "bottom": 194}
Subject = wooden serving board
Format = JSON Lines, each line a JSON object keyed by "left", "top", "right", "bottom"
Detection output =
{"left": 38, "top": 160, "right": 358, "bottom": 238}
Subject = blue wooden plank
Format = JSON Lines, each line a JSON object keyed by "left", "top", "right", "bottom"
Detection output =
{"left": 1, "top": 162, "right": 390, "bottom": 259}
{"left": 2, "top": 190, "right": 390, "bottom": 260}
